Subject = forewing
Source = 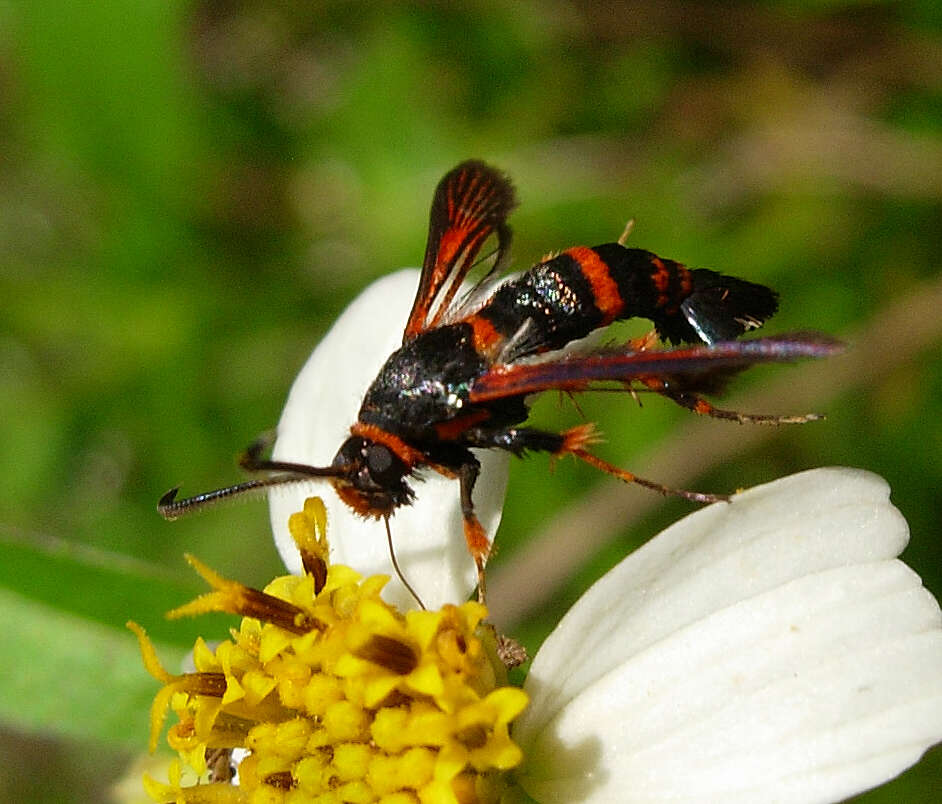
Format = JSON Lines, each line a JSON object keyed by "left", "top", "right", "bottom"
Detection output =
{"left": 403, "top": 160, "right": 517, "bottom": 341}
{"left": 468, "top": 333, "right": 843, "bottom": 403}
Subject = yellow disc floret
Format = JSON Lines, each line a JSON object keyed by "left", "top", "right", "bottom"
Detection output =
{"left": 130, "top": 498, "right": 528, "bottom": 804}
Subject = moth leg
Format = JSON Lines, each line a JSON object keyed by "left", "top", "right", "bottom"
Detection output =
{"left": 457, "top": 458, "right": 491, "bottom": 604}
{"left": 467, "top": 426, "right": 567, "bottom": 456}
{"left": 638, "top": 377, "right": 825, "bottom": 425}
{"left": 555, "top": 424, "right": 729, "bottom": 503}
{"left": 625, "top": 331, "right": 823, "bottom": 424}
{"left": 470, "top": 424, "right": 729, "bottom": 504}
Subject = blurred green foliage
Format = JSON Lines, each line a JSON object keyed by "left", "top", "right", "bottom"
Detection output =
{"left": 1, "top": 1, "right": 940, "bottom": 800}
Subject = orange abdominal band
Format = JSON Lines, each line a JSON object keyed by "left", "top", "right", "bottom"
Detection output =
{"left": 649, "top": 256, "right": 671, "bottom": 308}
{"left": 565, "top": 246, "right": 624, "bottom": 325}
{"left": 467, "top": 313, "right": 504, "bottom": 354}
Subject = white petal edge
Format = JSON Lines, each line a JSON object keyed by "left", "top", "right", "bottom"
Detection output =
{"left": 515, "top": 467, "right": 942, "bottom": 803}
{"left": 268, "top": 270, "right": 509, "bottom": 610}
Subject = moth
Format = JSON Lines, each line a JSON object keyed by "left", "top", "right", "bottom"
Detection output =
{"left": 161, "top": 161, "right": 839, "bottom": 601}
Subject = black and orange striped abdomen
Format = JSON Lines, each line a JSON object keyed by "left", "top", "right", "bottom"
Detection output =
{"left": 464, "top": 242, "right": 778, "bottom": 359}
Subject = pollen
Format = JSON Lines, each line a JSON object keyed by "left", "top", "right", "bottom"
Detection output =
{"left": 131, "top": 497, "right": 528, "bottom": 804}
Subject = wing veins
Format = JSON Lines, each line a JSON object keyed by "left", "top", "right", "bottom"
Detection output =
{"left": 403, "top": 161, "right": 516, "bottom": 342}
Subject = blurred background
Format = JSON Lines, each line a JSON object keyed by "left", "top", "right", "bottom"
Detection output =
{"left": 2, "top": 1, "right": 940, "bottom": 800}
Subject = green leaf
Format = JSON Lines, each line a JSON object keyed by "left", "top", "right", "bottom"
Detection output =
{"left": 0, "top": 527, "right": 238, "bottom": 746}
{"left": 0, "top": 528, "right": 233, "bottom": 648}
{"left": 0, "top": 587, "right": 183, "bottom": 748}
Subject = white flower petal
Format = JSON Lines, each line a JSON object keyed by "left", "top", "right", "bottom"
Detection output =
{"left": 516, "top": 468, "right": 942, "bottom": 803}
{"left": 268, "top": 269, "right": 509, "bottom": 610}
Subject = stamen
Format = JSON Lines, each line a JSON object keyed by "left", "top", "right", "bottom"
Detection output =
{"left": 353, "top": 634, "right": 419, "bottom": 675}
{"left": 179, "top": 671, "right": 227, "bottom": 697}
{"left": 168, "top": 554, "right": 324, "bottom": 634}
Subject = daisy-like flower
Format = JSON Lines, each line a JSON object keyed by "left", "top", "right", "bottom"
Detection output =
{"left": 264, "top": 274, "right": 942, "bottom": 802}
{"left": 131, "top": 496, "right": 529, "bottom": 803}
{"left": 136, "top": 469, "right": 942, "bottom": 803}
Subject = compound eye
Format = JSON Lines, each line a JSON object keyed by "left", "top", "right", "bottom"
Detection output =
{"left": 366, "top": 443, "right": 405, "bottom": 487}
{"left": 332, "top": 436, "right": 367, "bottom": 470}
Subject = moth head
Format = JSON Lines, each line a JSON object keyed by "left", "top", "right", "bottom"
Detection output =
{"left": 330, "top": 435, "right": 415, "bottom": 517}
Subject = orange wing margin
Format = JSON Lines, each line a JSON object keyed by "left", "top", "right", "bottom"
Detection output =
{"left": 402, "top": 160, "right": 517, "bottom": 342}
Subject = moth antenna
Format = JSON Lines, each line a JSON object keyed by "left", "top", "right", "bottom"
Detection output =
{"left": 158, "top": 474, "right": 321, "bottom": 520}
{"left": 159, "top": 444, "right": 347, "bottom": 520}
{"left": 237, "top": 437, "right": 356, "bottom": 478}
{"left": 243, "top": 431, "right": 277, "bottom": 461}
{"left": 385, "top": 516, "right": 425, "bottom": 610}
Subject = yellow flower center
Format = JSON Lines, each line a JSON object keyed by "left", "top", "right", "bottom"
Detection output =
{"left": 130, "top": 498, "right": 528, "bottom": 804}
